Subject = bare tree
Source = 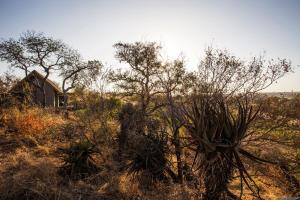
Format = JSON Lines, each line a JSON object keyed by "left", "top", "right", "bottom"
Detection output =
{"left": 60, "top": 49, "right": 102, "bottom": 110}
{"left": 195, "top": 47, "right": 291, "bottom": 97}
{"left": 109, "top": 42, "right": 164, "bottom": 133}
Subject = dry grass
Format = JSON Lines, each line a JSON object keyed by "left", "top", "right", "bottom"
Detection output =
{"left": 2, "top": 107, "right": 65, "bottom": 135}
{"left": 0, "top": 107, "right": 298, "bottom": 200}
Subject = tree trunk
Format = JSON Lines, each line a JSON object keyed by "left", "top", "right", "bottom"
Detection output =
{"left": 118, "top": 116, "right": 129, "bottom": 158}
{"left": 168, "top": 92, "right": 183, "bottom": 183}
{"left": 202, "top": 155, "right": 234, "bottom": 200}
{"left": 174, "top": 129, "right": 183, "bottom": 183}
{"left": 63, "top": 91, "right": 68, "bottom": 111}
{"left": 63, "top": 91, "right": 69, "bottom": 118}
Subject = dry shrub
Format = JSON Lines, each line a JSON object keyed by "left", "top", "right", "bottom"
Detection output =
{"left": 4, "top": 107, "right": 65, "bottom": 135}
{"left": 125, "top": 133, "right": 172, "bottom": 183}
{"left": 46, "top": 121, "right": 82, "bottom": 142}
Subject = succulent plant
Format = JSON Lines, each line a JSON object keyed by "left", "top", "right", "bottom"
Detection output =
{"left": 58, "top": 139, "right": 99, "bottom": 179}
{"left": 179, "top": 94, "right": 272, "bottom": 199}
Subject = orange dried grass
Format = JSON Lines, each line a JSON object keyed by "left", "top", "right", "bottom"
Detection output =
{"left": 6, "top": 107, "right": 65, "bottom": 135}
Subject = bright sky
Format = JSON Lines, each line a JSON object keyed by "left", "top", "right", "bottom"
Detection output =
{"left": 0, "top": 0, "right": 299, "bottom": 92}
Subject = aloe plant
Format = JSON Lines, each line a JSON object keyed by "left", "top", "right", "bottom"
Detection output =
{"left": 58, "top": 139, "right": 99, "bottom": 179}
{"left": 179, "top": 94, "right": 273, "bottom": 199}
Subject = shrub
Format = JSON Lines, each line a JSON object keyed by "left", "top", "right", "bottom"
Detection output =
{"left": 74, "top": 95, "right": 121, "bottom": 147}
{"left": 125, "top": 133, "right": 174, "bottom": 183}
{"left": 58, "top": 139, "right": 99, "bottom": 179}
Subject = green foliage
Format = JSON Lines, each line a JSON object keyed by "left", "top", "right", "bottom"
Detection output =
{"left": 74, "top": 91, "right": 122, "bottom": 120}
{"left": 58, "top": 139, "right": 99, "bottom": 179}
{"left": 73, "top": 92, "right": 122, "bottom": 146}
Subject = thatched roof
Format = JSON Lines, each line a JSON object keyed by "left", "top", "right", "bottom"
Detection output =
{"left": 11, "top": 70, "right": 63, "bottom": 94}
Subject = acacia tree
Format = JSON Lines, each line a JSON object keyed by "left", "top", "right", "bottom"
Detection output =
{"left": 109, "top": 42, "right": 164, "bottom": 133}
{"left": 0, "top": 31, "right": 67, "bottom": 107}
{"left": 176, "top": 48, "right": 292, "bottom": 199}
{"left": 60, "top": 49, "right": 102, "bottom": 110}
{"left": 0, "top": 39, "right": 32, "bottom": 77}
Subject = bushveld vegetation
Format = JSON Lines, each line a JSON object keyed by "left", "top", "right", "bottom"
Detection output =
{"left": 0, "top": 32, "right": 299, "bottom": 200}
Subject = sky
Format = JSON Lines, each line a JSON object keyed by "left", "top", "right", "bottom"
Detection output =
{"left": 0, "top": 0, "right": 299, "bottom": 92}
